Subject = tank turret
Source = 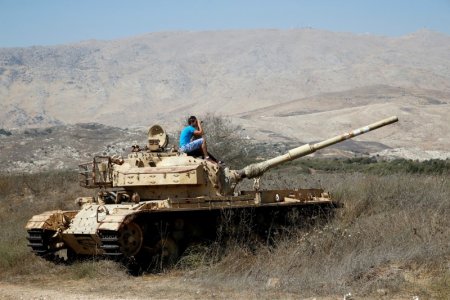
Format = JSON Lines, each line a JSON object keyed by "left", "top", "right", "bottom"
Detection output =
{"left": 79, "top": 117, "right": 398, "bottom": 199}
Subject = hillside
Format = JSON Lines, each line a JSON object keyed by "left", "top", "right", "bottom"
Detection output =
{"left": 1, "top": 29, "right": 449, "bottom": 160}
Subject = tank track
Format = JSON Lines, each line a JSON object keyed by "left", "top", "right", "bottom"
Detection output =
{"left": 99, "top": 230, "right": 123, "bottom": 257}
{"left": 98, "top": 220, "right": 182, "bottom": 275}
{"left": 99, "top": 228, "right": 151, "bottom": 275}
{"left": 27, "top": 229, "right": 72, "bottom": 263}
{"left": 27, "top": 229, "right": 52, "bottom": 256}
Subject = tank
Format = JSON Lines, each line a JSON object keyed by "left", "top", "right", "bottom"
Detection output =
{"left": 26, "top": 116, "right": 398, "bottom": 271}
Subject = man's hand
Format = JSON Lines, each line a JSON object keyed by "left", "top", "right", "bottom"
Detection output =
{"left": 194, "top": 118, "right": 204, "bottom": 136}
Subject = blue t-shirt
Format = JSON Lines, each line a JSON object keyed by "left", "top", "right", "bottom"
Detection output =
{"left": 179, "top": 126, "right": 196, "bottom": 147}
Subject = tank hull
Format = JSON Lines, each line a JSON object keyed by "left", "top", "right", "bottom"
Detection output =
{"left": 26, "top": 189, "right": 334, "bottom": 271}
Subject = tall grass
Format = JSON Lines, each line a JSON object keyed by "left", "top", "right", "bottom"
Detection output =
{"left": 0, "top": 170, "right": 99, "bottom": 278}
{"left": 190, "top": 172, "right": 450, "bottom": 298}
{"left": 0, "top": 162, "right": 448, "bottom": 297}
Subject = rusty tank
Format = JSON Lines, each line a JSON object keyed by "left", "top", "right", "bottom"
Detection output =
{"left": 26, "top": 116, "right": 398, "bottom": 271}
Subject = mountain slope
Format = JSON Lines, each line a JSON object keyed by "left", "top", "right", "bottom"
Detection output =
{"left": 0, "top": 29, "right": 449, "bottom": 157}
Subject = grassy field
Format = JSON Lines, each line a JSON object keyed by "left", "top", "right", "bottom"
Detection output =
{"left": 0, "top": 159, "right": 449, "bottom": 299}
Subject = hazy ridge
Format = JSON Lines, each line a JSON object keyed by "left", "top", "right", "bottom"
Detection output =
{"left": 1, "top": 29, "right": 449, "bottom": 166}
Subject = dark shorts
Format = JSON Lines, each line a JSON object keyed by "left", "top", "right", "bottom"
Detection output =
{"left": 180, "top": 138, "right": 203, "bottom": 153}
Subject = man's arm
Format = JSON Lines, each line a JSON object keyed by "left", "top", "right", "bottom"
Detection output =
{"left": 193, "top": 119, "right": 204, "bottom": 136}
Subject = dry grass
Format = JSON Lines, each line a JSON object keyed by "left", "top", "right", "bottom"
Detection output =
{"left": 191, "top": 172, "right": 450, "bottom": 298}
{"left": 0, "top": 167, "right": 449, "bottom": 298}
{"left": 0, "top": 171, "right": 106, "bottom": 280}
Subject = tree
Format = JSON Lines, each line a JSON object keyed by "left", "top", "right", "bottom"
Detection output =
{"left": 181, "top": 114, "right": 253, "bottom": 168}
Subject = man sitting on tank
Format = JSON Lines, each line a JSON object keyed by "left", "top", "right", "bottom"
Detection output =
{"left": 179, "top": 116, "right": 216, "bottom": 162}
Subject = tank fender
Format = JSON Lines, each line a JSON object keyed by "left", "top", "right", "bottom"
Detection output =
{"left": 97, "top": 210, "right": 139, "bottom": 232}
{"left": 25, "top": 210, "right": 76, "bottom": 231}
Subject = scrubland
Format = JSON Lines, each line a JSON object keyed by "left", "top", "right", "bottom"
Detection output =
{"left": 0, "top": 159, "right": 449, "bottom": 299}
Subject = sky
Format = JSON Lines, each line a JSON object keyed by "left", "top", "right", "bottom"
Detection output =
{"left": 0, "top": 0, "right": 449, "bottom": 47}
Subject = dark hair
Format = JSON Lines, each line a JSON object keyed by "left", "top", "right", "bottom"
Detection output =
{"left": 188, "top": 116, "right": 197, "bottom": 125}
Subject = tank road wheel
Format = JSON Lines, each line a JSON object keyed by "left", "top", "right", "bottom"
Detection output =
{"left": 153, "top": 237, "right": 179, "bottom": 269}
{"left": 117, "top": 222, "right": 143, "bottom": 257}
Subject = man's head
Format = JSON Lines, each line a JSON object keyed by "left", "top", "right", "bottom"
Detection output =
{"left": 188, "top": 116, "right": 197, "bottom": 126}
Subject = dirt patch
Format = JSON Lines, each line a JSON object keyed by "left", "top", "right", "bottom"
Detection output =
{"left": 0, "top": 276, "right": 341, "bottom": 300}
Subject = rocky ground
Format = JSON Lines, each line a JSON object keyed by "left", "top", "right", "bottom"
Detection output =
{"left": 1, "top": 121, "right": 448, "bottom": 174}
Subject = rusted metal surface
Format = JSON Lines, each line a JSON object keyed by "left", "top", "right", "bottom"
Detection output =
{"left": 25, "top": 210, "right": 77, "bottom": 231}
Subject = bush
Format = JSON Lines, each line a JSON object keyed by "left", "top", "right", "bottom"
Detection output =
{"left": 0, "top": 129, "right": 12, "bottom": 136}
{"left": 177, "top": 114, "right": 254, "bottom": 167}
{"left": 285, "top": 157, "right": 450, "bottom": 175}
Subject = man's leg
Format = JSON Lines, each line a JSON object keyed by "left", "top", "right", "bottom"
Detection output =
{"left": 201, "top": 138, "right": 208, "bottom": 158}
{"left": 181, "top": 138, "right": 204, "bottom": 157}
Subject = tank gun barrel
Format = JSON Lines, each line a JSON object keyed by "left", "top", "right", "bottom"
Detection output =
{"left": 237, "top": 116, "right": 398, "bottom": 179}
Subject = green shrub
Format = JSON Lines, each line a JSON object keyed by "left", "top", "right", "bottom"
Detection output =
{"left": 288, "top": 157, "right": 450, "bottom": 175}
